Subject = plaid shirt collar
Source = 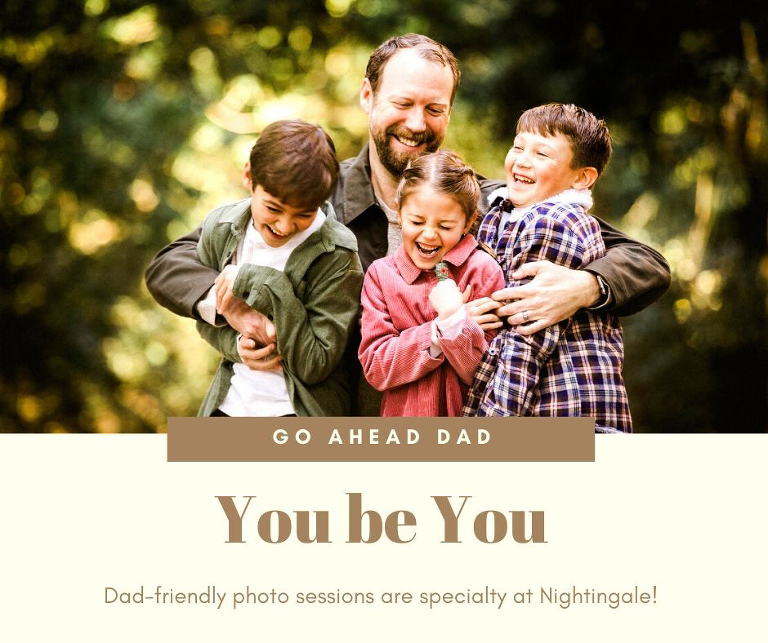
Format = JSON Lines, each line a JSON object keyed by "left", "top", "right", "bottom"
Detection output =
{"left": 394, "top": 233, "right": 479, "bottom": 284}
{"left": 477, "top": 188, "right": 594, "bottom": 248}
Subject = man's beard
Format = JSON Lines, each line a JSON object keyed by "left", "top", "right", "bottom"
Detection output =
{"left": 371, "top": 124, "right": 441, "bottom": 176}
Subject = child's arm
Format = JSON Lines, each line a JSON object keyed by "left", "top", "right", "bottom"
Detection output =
{"left": 431, "top": 260, "right": 507, "bottom": 385}
{"left": 229, "top": 251, "right": 363, "bottom": 386}
{"left": 192, "top": 210, "right": 280, "bottom": 370}
{"left": 358, "top": 265, "right": 449, "bottom": 391}
{"left": 190, "top": 210, "right": 245, "bottom": 365}
{"left": 195, "top": 321, "right": 241, "bottom": 364}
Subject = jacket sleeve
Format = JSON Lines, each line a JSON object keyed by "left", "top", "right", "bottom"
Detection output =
{"left": 587, "top": 217, "right": 670, "bottom": 316}
{"left": 358, "top": 265, "right": 447, "bottom": 391}
{"left": 439, "top": 255, "right": 507, "bottom": 385}
{"left": 195, "top": 321, "right": 241, "bottom": 364}
{"left": 145, "top": 224, "right": 219, "bottom": 320}
{"left": 231, "top": 250, "right": 363, "bottom": 387}
{"left": 189, "top": 213, "right": 242, "bottom": 363}
{"left": 434, "top": 317, "right": 487, "bottom": 386}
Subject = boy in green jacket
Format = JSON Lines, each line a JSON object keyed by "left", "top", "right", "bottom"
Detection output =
{"left": 195, "top": 119, "right": 363, "bottom": 417}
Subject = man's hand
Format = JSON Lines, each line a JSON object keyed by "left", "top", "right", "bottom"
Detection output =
{"left": 464, "top": 297, "right": 502, "bottom": 331}
{"left": 214, "top": 265, "right": 240, "bottom": 315}
{"left": 238, "top": 336, "right": 282, "bottom": 371}
{"left": 493, "top": 261, "right": 600, "bottom": 335}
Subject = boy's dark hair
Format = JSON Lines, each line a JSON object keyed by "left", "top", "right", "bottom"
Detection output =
{"left": 396, "top": 150, "right": 480, "bottom": 226}
{"left": 365, "top": 33, "right": 461, "bottom": 106}
{"left": 249, "top": 119, "right": 339, "bottom": 209}
{"left": 517, "top": 103, "right": 613, "bottom": 176}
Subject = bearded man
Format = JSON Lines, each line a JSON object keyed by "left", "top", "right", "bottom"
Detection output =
{"left": 146, "top": 34, "right": 670, "bottom": 415}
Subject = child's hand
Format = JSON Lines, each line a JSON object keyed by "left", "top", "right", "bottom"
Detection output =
{"left": 465, "top": 297, "right": 503, "bottom": 331}
{"left": 215, "top": 265, "right": 240, "bottom": 314}
{"left": 237, "top": 336, "right": 282, "bottom": 371}
{"left": 429, "top": 279, "right": 464, "bottom": 320}
{"left": 216, "top": 266, "right": 277, "bottom": 345}
{"left": 222, "top": 299, "right": 277, "bottom": 345}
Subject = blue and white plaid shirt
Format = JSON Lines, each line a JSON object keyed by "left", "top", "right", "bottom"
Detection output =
{"left": 463, "top": 189, "right": 632, "bottom": 433}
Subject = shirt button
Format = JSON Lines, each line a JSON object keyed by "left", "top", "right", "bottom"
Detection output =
{"left": 488, "top": 347, "right": 498, "bottom": 356}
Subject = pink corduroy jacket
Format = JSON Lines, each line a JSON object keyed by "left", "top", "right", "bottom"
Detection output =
{"left": 359, "top": 234, "right": 506, "bottom": 416}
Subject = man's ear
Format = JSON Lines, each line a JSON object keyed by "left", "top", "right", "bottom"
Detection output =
{"left": 360, "top": 78, "right": 374, "bottom": 114}
{"left": 572, "top": 166, "right": 598, "bottom": 191}
{"left": 242, "top": 161, "right": 253, "bottom": 191}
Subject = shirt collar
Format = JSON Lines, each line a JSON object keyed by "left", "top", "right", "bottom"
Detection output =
{"left": 247, "top": 208, "right": 326, "bottom": 251}
{"left": 394, "top": 234, "right": 480, "bottom": 284}
{"left": 339, "top": 142, "right": 379, "bottom": 225}
{"left": 487, "top": 186, "right": 594, "bottom": 211}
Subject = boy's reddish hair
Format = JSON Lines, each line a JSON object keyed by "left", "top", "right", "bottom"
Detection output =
{"left": 517, "top": 103, "right": 613, "bottom": 176}
{"left": 249, "top": 119, "right": 339, "bottom": 209}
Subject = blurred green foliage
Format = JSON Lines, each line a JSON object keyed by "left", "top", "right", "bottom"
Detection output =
{"left": 1, "top": 0, "right": 765, "bottom": 432}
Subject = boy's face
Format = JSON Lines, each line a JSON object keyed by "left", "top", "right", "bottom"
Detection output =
{"left": 504, "top": 130, "right": 582, "bottom": 209}
{"left": 249, "top": 183, "right": 318, "bottom": 247}
{"left": 397, "top": 184, "right": 471, "bottom": 270}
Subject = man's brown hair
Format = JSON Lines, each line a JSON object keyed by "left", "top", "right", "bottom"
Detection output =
{"left": 396, "top": 150, "right": 480, "bottom": 226}
{"left": 517, "top": 103, "right": 613, "bottom": 176}
{"left": 249, "top": 119, "right": 339, "bottom": 209}
{"left": 365, "top": 33, "right": 461, "bottom": 105}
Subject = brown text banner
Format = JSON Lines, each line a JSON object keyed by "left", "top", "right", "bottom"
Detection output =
{"left": 167, "top": 417, "right": 594, "bottom": 462}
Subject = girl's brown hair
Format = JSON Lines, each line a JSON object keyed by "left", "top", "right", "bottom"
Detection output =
{"left": 396, "top": 150, "right": 480, "bottom": 226}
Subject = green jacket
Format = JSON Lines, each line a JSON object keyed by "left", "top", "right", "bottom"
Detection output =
{"left": 195, "top": 199, "right": 363, "bottom": 417}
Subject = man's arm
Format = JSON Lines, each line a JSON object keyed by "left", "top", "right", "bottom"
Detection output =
{"left": 145, "top": 225, "right": 217, "bottom": 319}
{"left": 588, "top": 216, "right": 671, "bottom": 316}
{"left": 146, "top": 223, "right": 276, "bottom": 341}
{"left": 494, "top": 218, "right": 670, "bottom": 334}
{"left": 477, "top": 180, "right": 670, "bottom": 330}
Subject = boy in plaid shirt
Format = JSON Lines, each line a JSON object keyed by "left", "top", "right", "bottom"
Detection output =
{"left": 463, "top": 103, "right": 632, "bottom": 432}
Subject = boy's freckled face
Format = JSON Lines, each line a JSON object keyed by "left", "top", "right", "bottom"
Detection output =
{"left": 398, "top": 185, "right": 471, "bottom": 270}
{"left": 504, "top": 131, "right": 581, "bottom": 209}
{"left": 249, "top": 184, "right": 318, "bottom": 247}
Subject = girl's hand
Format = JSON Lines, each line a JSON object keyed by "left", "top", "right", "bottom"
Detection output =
{"left": 465, "top": 297, "right": 503, "bottom": 331}
{"left": 429, "top": 279, "right": 464, "bottom": 320}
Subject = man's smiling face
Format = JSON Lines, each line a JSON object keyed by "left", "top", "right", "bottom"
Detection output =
{"left": 361, "top": 48, "right": 454, "bottom": 177}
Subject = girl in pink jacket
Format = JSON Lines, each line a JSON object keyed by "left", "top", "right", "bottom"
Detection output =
{"left": 358, "top": 151, "right": 506, "bottom": 416}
